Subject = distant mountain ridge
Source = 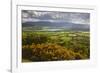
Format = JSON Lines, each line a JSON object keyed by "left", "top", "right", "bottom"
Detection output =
{"left": 22, "top": 21, "right": 90, "bottom": 31}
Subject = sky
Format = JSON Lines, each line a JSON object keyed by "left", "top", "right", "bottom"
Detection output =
{"left": 22, "top": 10, "right": 90, "bottom": 24}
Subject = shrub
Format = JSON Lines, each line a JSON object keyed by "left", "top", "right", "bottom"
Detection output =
{"left": 22, "top": 45, "right": 33, "bottom": 59}
{"left": 32, "top": 34, "right": 49, "bottom": 44}
{"left": 22, "top": 33, "right": 49, "bottom": 45}
{"left": 22, "top": 43, "right": 84, "bottom": 62}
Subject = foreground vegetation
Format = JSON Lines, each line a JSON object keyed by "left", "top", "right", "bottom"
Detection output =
{"left": 22, "top": 31, "right": 90, "bottom": 62}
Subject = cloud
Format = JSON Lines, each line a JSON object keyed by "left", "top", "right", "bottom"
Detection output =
{"left": 22, "top": 10, "right": 90, "bottom": 24}
{"left": 68, "top": 13, "right": 90, "bottom": 24}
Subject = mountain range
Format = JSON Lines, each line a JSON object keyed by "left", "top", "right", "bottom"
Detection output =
{"left": 22, "top": 21, "right": 90, "bottom": 31}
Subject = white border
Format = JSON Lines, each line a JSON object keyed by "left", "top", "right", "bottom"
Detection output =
{"left": 11, "top": 2, "right": 97, "bottom": 73}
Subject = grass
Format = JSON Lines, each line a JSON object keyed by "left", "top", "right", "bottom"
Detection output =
{"left": 22, "top": 31, "right": 90, "bottom": 62}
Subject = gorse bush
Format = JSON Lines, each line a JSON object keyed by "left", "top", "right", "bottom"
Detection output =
{"left": 22, "top": 45, "right": 33, "bottom": 59}
{"left": 22, "top": 43, "right": 84, "bottom": 61}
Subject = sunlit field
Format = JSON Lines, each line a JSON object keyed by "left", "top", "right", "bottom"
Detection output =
{"left": 22, "top": 31, "right": 90, "bottom": 62}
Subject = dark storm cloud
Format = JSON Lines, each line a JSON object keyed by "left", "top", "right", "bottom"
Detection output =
{"left": 22, "top": 10, "right": 90, "bottom": 24}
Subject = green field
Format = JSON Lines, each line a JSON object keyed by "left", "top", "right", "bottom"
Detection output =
{"left": 22, "top": 31, "right": 90, "bottom": 62}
